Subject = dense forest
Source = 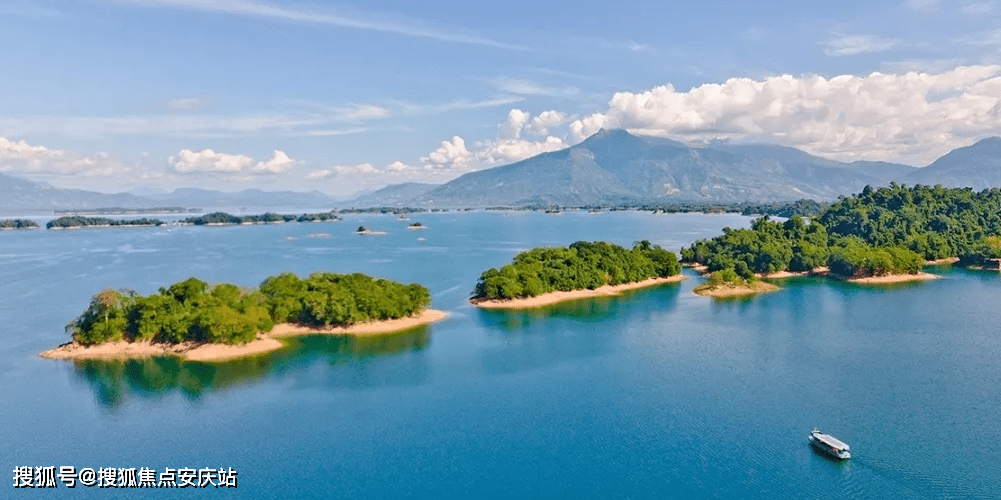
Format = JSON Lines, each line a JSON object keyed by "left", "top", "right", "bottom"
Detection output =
{"left": 682, "top": 184, "right": 1001, "bottom": 278}
{"left": 46, "top": 216, "right": 164, "bottom": 229}
{"left": 181, "top": 211, "right": 342, "bottom": 225}
{"left": 0, "top": 219, "right": 40, "bottom": 229}
{"left": 472, "top": 240, "right": 682, "bottom": 300}
{"left": 68, "top": 273, "right": 431, "bottom": 346}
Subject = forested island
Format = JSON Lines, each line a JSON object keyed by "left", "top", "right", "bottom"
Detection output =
{"left": 681, "top": 184, "right": 1001, "bottom": 296}
{"left": 0, "top": 219, "right": 40, "bottom": 229}
{"left": 471, "top": 240, "right": 684, "bottom": 308}
{"left": 47, "top": 216, "right": 165, "bottom": 229}
{"left": 181, "top": 211, "right": 342, "bottom": 225}
{"left": 42, "top": 272, "right": 444, "bottom": 362}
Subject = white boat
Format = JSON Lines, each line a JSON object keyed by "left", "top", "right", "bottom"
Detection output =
{"left": 809, "top": 428, "right": 851, "bottom": 459}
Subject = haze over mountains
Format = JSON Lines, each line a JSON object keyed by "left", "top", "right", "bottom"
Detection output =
{"left": 4, "top": 130, "right": 1001, "bottom": 212}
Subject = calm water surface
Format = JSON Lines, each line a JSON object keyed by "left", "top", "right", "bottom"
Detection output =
{"left": 1, "top": 211, "right": 999, "bottom": 499}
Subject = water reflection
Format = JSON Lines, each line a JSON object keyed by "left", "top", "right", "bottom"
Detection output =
{"left": 476, "top": 284, "right": 682, "bottom": 375}
{"left": 73, "top": 326, "right": 432, "bottom": 408}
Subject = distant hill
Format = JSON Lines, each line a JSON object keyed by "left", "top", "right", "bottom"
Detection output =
{"left": 343, "top": 182, "right": 441, "bottom": 207}
{"left": 0, "top": 173, "right": 153, "bottom": 212}
{"left": 0, "top": 173, "right": 339, "bottom": 212}
{"left": 146, "top": 188, "right": 337, "bottom": 209}
{"left": 409, "top": 129, "right": 915, "bottom": 207}
{"left": 901, "top": 137, "right": 1001, "bottom": 190}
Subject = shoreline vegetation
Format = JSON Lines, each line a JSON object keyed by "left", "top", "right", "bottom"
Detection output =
{"left": 472, "top": 276, "right": 685, "bottom": 309}
{"left": 42, "top": 272, "right": 439, "bottom": 362}
{"left": 40, "top": 309, "right": 447, "bottom": 362}
{"left": 470, "top": 240, "right": 684, "bottom": 308}
{"left": 680, "top": 184, "right": 1001, "bottom": 297}
{"left": 0, "top": 219, "right": 40, "bottom": 229}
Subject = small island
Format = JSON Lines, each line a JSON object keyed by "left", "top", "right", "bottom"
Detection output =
{"left": 679, "top": 184, "right": 1001, "bottom": 297}
{"left": 470, "top": 240, "right": 685, "bottom": 309}
{"left": 47, "top": 216, "right": 164, "bottom": 229}
{"left": 41, "top": 272, "right": 445, "bottom": 362}
{"left": 692, "top": 269, "right": 779, "bottom": 297}
{"left": 0, "top": 219, "right": 40, "bottom": 229}
{"left": 408, "top": 222, "right": 426, "bottom": 230}
{"left": 181, "top": 211, "right": 341, "bottom": 225}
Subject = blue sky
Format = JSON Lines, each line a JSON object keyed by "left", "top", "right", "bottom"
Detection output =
{"left": 2, "top": 0, "right": 1001, "bottom": 196}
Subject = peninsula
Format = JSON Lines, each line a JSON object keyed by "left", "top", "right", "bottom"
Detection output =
{"left": 41, "top": 273, "right": 445, "bottom": 362}
{"left": 470, "top": 240, "right": 684, "bottom": 309}
{"left": 678, "top": 184, "right": 1001, "bottom": 297}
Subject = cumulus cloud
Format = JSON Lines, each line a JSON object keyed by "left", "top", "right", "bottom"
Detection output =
{"left": 526, "top": 110, "right": 567, "bottom": 136}
{"left": 167, "top": 148, "right": 300, "bottom": 174}
{"left": 253, "top": 150, "right": 294, "bottom": 173}
{"left": 0, "top": 136, "right": 134, "bottom": 177}
{"left": 422, "top": 136, "right": 473, "bottom": 169}
{"left": 825, "top": 34, "right": 899, "bottom": 56}
{"left": 564, "top": 64, "right": 1001, "bottom": 163}
{"left": 169, "top": 149, "right": 254, "bottom": 173}
{"left": 305, "top": 161, "right": 407, "bottom": 179}
{"left": 422, "top": 109, "right": 568, "bottom": 170}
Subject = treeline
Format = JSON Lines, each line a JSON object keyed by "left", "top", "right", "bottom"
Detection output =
{"left": 181, "top": 211, "right": 342, "bottom": 225}
{"left": 682, "top": 184, "right": 1001, "bottom": 278}
{"left": 47, "top": 216, "right": 164, "bottom": 229}
{"left": 472, "top": 240, "right": 682, "bottom": 300}
{"left": 68, "top": 273, "right": 431, "bottom": 346}
{"left": 0, "top": 219, "right": 39, "bottom": 229}
{"left": 818, "top": 184, "right": 1001, "bottom": 266}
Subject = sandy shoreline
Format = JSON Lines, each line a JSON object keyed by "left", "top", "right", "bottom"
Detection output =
{"left": 40, "top": 309, "right": 447, "bottom": 362}
{"left": 842, "top": 272, "right": 940, "bottom": 284}
{"left": 693, "top": 281, "right": 780, "bottom": 298}
{"left": 471, "top": 275, "right": 686, "bottom": 310}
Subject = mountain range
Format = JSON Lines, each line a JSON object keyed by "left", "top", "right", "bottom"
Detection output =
{"left": 3, "top": 129, "right": 1001, "bottom": 212}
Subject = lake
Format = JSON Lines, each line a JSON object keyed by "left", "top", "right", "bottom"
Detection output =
{"left": 2, "top": 211, "right": 999, "bottom": 499}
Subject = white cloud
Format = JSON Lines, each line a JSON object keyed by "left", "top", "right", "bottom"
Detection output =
{"left": 489, "top": 77, "right": 579, "bottom": 97}
{"left": 305, "top": 161, "right": 406, "bottom": 179}
{"left": 0, "top": 136, "right": 134, "bottom": 177}
{"left": 253, "top": 150, "right": 294, "bottom": 173}
{"left": 169, "top": 149, "right": 253, "bottom": 173}
{"left": 422, "top": 109, "right": 568, "bottom": 171}
{"left": 107, "top": 0, "right": 529, "bottom": 51}
{"left": 627, "top": 42, "right": 653, "bottom": 52}
{"left": 0, "top": 103, "right": 387, "bottom": 140}
{"left": 422, "top": 136, "right": 472, "bottom": 169}
{"left": 526, "top": 110, "right": 567, "bottom": 136}
{"left": 499, "top": 109, "right": 530, "bottom": 139}
{"left": 825, "top": 35, "right": 899, "bottom": 56}
{"left": 563, "top": 64, "right": 1001, "bottom": 163}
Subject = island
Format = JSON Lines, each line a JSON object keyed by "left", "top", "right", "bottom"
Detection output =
{"left": 470, "top": 240, "right": 685, "bottom": 309}
{"left": 46, "top": 216, "right": 165, "bottom": 229}
{"left": 679, "top": 184, "right": 1001, "bottom": 297}
{"left": 0, "top": 219, "right": 39, "bottom": 229}
{"left": 692, "top": 269, "right": 779, "bottom": 297}
{"left": 41, "top": 272, "right": 445, "bottom": 362}
{"left": 181, "top": 211, "right": 341, "bottom": 225}
{"left": 408, "top": 222, "right": 426, "bottom": 230}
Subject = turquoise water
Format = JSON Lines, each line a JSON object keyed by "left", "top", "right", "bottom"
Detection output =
{"left": 2, "top": 211, "right": 999, "bottom": 499}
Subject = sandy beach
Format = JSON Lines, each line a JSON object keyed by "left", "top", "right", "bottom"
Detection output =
{"left": 40, "top": 309, "right": 447, "bottom": 362}
{"left": 693, "top": 281, "right": 779, "bottom": 298}
{"left": 471, "top": 275, "right": 686, "bottom": 310}
{"left": 844, "top": 272, "right": 940, "bottom": 284}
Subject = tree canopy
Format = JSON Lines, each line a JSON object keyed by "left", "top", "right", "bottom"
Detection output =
{"left": 682, "top": 184, "right": 1001, "bottom": 278}
{"left": 67, "top": 273, "right": 431, "bottom": 346}
{"left": 472, "top": 240, "right": 681, "bottom": 300}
